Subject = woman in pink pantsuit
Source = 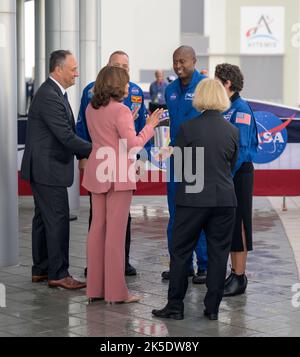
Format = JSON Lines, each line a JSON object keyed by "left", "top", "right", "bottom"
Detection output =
{"left": 82, "top": 66, "right": 162, "bottom": 303}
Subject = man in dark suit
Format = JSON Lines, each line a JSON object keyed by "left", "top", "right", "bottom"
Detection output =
{"left": 152, "top": 79, "right": 239, "bottom": 320}
{"left": 21, "top": 50, "right": 92, "bottom": 289}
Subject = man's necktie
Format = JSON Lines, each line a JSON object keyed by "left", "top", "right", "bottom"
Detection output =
{"left": 63, "top": 92, "right": 69, "bottom": 106}
{"left": 63, "top": 92, "right": 72, "bottom": 116}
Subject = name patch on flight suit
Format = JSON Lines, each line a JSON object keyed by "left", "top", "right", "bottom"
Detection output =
{"left": 185, "top": 93, "right": 194, "bottom": 101}
{"left": 170, "top": 93, "right": 177, "bottom": 101}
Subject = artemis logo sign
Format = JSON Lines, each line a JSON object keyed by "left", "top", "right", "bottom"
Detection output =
{"left": 0, "top": 284, "right": 6, "bottom": 308}
{"left": 291, "top": 23, "right": 300, "bottom": 48}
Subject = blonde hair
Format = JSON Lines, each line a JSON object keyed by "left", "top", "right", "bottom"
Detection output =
{"left": 193, "top": 78, "right": 230, "bottom": 112}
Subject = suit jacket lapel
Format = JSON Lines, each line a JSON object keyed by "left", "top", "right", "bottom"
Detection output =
{"left": 47, "top": 78, "right": 76, "bottom": 132}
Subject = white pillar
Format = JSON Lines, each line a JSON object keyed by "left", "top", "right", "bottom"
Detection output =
{"left": 0, "top": 1, "right": 19, "bottom": 266}
{"left": 97, "top": 0, "right": 102, "bottom": 70}
{"left": 17, "top": 0, "right": 27, "bottom": 116}
{"left": 34, "top": 0, "right": 46, "bottom": 91}
{"left": 79, "top": 0, "right": 98, "bottom": 92}
{"left": 204, "top": 0, "right": 227, "bottom": 74}
{"left": 45, "top": 0, "right": 80, "bottom": 214}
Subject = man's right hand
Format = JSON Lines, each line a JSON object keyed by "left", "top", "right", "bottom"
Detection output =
{"left": 78, "top": 159, "right": 87, "bottom": 170}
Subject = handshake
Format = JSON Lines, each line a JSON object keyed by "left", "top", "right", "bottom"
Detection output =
{"left": 79, "top": 158, "right": 87, "bottom": 170}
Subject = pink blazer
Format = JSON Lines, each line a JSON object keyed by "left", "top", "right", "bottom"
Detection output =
{"left": 82, "top": 100, "right": 154, "bottom": 193}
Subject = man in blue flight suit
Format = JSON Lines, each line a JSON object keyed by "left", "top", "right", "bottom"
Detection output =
{"left": 77, "top": 50, "right": 151, "bottom": 277}
{"left": 162, "top": 46, "right": 208, "bottom": 284}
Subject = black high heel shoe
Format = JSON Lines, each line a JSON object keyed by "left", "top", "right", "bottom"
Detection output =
{"left": 87, "top": 297, "right": 104, "bottom": 304}
{"left": 223, "top": 273, "right": 247, "bottom": 297}
{"left": 224, "top": 269, "right": 235, "bottom": 287}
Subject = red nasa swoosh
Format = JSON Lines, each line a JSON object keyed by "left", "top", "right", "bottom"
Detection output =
{"left": 259, "top": 114, "right": 295, "bottom": 138}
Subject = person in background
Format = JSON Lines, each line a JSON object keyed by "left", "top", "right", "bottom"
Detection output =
{"left": 82, "top": 66, "right": 163, "bottom": 303}
{"left": 215, "top": 63, "right": 259, "bottom": 297}
{"left": 21, "top": 50, "right": 92, "bottom": 289}
{"left": 152, "top": 79, "right": 239, "bottom": 321}
{"left": 77, "top": 50, "right": 150, "bottom": 277}
{"left": 149, "top": 70, "right": 168, "bottom": 112}
{"left": 162, "top": 45, "right": 208, "bottom": 284}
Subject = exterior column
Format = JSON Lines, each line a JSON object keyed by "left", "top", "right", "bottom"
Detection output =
{"left": 45, "top": 0, "right": 80, "bottom": 214}
{"left": 97, "top": 0, "right": 102, "bottom": 70}
{"left": 0, "top": 1, "right": 19, "bottom": 266}
{"left": 204, "top": 0, "right": 227, "bottom": 74}
{"left": 17, "top": 0, "right": 27, "bottom": 116}
{"left": 34, "top": 0, "right": 46, "bottom": 91}
{"left": 79, "top": 0, "right": 98, "bottom": 92}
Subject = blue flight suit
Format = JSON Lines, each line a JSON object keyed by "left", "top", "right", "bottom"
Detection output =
{"left": 223, "top": 93, "right": 259, "bottom": 175}
{"left": 76, "top": 81, "right": 151, "bottom": 157}
{"left": 165, "top": 70, "right": 208, "bottom": 272}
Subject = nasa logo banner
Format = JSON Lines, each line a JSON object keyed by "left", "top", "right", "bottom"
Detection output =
{"left": 254, "top": 111, "right": 288, "bottom": 164}
{"left": 247, "top": 100, "right": 300, "bottom": 196}
{"left": 17, "top": 99, "right": 300, "bottom": 197}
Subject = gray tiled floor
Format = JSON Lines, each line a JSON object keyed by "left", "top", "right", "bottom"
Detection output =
{"left": 0, "top": 196, "right": 299, "bottom": 337}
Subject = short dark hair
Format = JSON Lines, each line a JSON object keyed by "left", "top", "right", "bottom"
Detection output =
{"left": 91, "top": 66, "right": 129, "bottom": 109}
{"left": 215, "top": 63, "right": 244, "bottom": 92}
{"left": 49, "top": 50, "right": 72, "bottom": 73}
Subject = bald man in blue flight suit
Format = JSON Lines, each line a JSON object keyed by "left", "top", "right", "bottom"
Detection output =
{"left": 77, "top": 50, "right": 151, "bottom": 277}
{"left": 162, "top": 46, "right": 208, "bottom": 284}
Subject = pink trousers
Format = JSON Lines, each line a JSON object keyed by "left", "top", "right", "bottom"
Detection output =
{"left": 86, "top": 189, "right": 133, "bottom": 302}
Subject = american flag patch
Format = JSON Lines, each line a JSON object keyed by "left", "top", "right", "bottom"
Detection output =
{"left": 236, "top": 112, "right": 251, "bottom": 125}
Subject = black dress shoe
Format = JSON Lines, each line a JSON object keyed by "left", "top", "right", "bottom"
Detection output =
{"left": 192, "top": 270, "right": 207, "bottom": 284}
{"left": 152, "top": 306, "right": 184, "bottom": 320}
{"left": 223, "top": 273, "right": 247, "bottom": 297}
{"left": 203, "top": 309, "right": 218, "bottom": 320}
{"left": 125, "top": 263, "right": 137, "bottom": 276}
{"left": 161, "top": 270, "right": 170, "bottom": 280}
{"left": 161, "top": 269, "right": 194, "bottom": 280}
